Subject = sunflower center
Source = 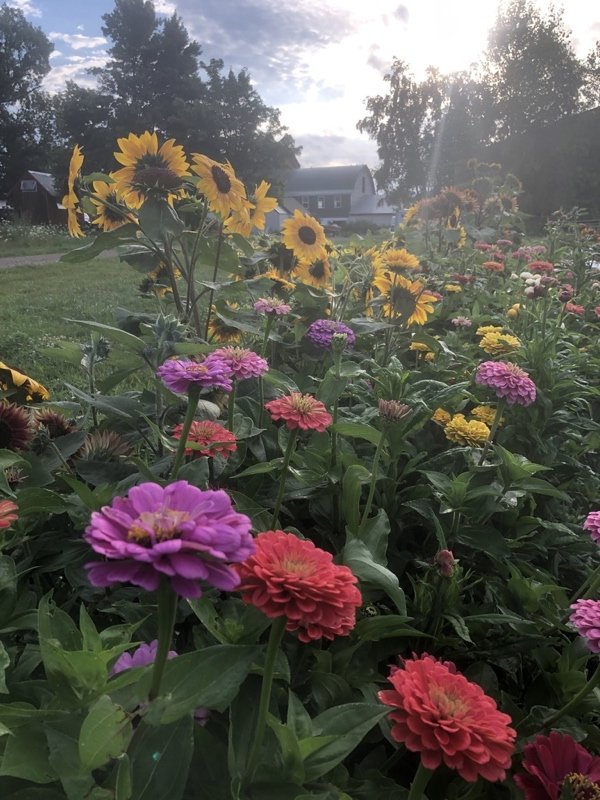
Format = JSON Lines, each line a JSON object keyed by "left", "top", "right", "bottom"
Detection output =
{"left": 100, "top": 193, "right": 126, "bottom": 222}
{"left": 133, "top": 165, "right": 181, "bottom": 190}
{"left": 0, "top": 420, "right": 12, "bottom": 449}
{"left": 127, "top": 508, "right": 191, "bottom": 546}
{"left": 390, "top": 286, "right": 417, "bottom": 314}
{"left": 309, "top": 261, "right": 326, "bottom": 278}
{"left": 298, "top": 225, "right": 317, "bottom": 245}
{"left": 211, "top": 165, "right": 231, "bottom": 194}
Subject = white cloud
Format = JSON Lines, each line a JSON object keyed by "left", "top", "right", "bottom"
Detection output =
{"left": 5, "top": 0, "right": 42, "bottom": 16}
{"left": 155, "top": 1, "right": 177, "bottom": 13}
{"left": 49, "top": 32, "right": 107, "bottom": 50}
{"left": 42, "top": 53, "right": 108, "bottom": 93}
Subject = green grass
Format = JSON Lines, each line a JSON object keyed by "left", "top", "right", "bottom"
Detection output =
{"left": 0, "top": 257, "right": 157, "bottom": 397}
{"left": 0, "top": 224, "right": 81, "bottom": 258}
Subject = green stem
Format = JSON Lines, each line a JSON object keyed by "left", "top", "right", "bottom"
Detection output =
{"left": 204, "top": 222, "right": 224, "bottom": 340}
{"left": 477, "top": 400, "right": 505, "bottom": 466}
{"left": 270, "top": 429, "right": 298, "bottom": 528}
{"left": 258, "top": 376, "right": 265, "bottom": 429}
{"left": 227, "top": 379, "right": 237, "bottom": 432}
{"left": 148, "top": 578, "right": 178, "bottom": 701}
{"left": 407, "top": 762, "right": 434, "bottom": 800}
{"left": 171, "top": 386, "right": 200, "bottom": 479}
{"left": 543, "top": 663, "right": 600, "bottom": 728}
{"left": 570, "top": 562, "right": 600, "bottom": 604}
{"left": 261, "top": 315, "right": 274, "bottom": 358}
{"left": 245, "top": 617, "right": 287, "bottom": 782}
{"left": 358, "top": 430, "right": 386, "bottom": 533}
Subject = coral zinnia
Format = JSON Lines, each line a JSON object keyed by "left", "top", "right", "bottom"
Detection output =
{"left": 157, "top": 357, "right": 233, "bottom": 395}
{"left": 0, "top": 500, "right": 18, "bottom": 530}
{"left": 444, "top": 413, "right": 490, "bottom": 447}
{"left": 172, "top": 420, "right": 237, "bottom": 458}
{"left": 84, "top": 481, "right": 254, "bottom": 598}
{"left": 281, "top": 210, "right": 327, "bottom": 263}
{"left": 475, "top": 361, "right": 536, "bottom": 406}
{"left": 265, "top": 393, "right": 332, "bottom": 432}
{"left": 372, "top": 273, "right": 438, "bottom": 326}
{"left": 583, "top": 511, "right": 600, "bottom": 545}
{"left": 113, "top": 131, "right": 189, "bottom": 208}
{"left": 205, "top": 347, "right": 268, "bottom": 381}
{"left": 191, "top": 153, "right": 247, "bottom": 218}
{"left": 514, "top": 731, "right": 600, "bottom": 800}
{"left": 237, "top": 530, "right": 362, "bottom": 642}
{"left": 378, "top": 654, "right": 516, "bottom": 782}
{"left": 570, "top": 599, "right": 600, "bottom": 653}
{"left": 0, "top": 402, "right": 33, "bottom": 452}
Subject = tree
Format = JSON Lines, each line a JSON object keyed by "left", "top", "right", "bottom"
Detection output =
{"left": 0, "top": 4, "right": 54, "bottom": 193}
{"left": 581, "top": 42, "right": 600, "bottom": 110}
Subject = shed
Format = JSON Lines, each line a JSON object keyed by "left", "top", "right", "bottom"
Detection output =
{"left": 8, "top": 171, "right": 67, "bottom": 226}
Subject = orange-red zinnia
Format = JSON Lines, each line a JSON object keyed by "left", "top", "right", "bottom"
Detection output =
{"left": 378, "top": 654, "right": 516, "bottom": 783}
{"left": 172, "top": 420, "right": 237, "bottom": 458}
{"left": 237, "top": 530, "right": 362, "bottom": 642}
{"left": 0, "top": 500, "right": 18, "bottom": 530}
{"left": 265, "top": 393, "right": 332, "bottom": 432}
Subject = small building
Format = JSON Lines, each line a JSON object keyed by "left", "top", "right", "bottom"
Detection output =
{"left": 283, "top": 164, "right": 396, "bottom": 228}
{"left": 8, "top": 171, "right": 67, "bottom": 226}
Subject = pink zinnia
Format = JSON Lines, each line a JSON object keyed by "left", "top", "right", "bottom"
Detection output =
{"left": 0, "top": 499, "right": 18, "bottom": 530}
{"left": 583, "top": 511, "right": 600, "bottom": 544}
{"left": 84, "top": 481, "right": 254, "bottom": 598}
{"left": 570, "top": 599, "right": 600, "bottom": 653}
{"left": 529, "top": 260, "right": 554, "bottom": 274}
{"left": 172, "top": 420, "right": 237, "bottom": 458}
{"left": 237, "top": 530, "right": 362, "bottom": 642}
{"left": 378, "top": 654, "right": 516, "bottom": 783}
{"left": 254, "top": 297, "right": 291, "bottom": 315}
{"left": 474, "top": 241, "right": 493, "bottom": 251}
{"left": 451, "top": 316, "right": 472, "bottom": 328}
{"left": 515, "top": 731, "right": 600, "bottom": 800}
{"left": 205, "top": 347, "right": 268, "bottom": 380}
{"left": 564, "top": 302, "right": 585, "bottom": 315}
{"left": 157, "top": 357, "right": 233, "bottom": 394}
{"left": 475, "top": 361, "right": 536, "bottom": 406}
{"left": 265, "top": 393, "right": 332, "bottom": 432}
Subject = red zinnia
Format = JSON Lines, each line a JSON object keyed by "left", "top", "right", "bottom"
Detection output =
{"left": 237, "top": 530, "right": 362, "bottom": 642}
{"left": 565, "top": 302, "right": 585, "bottom": 315}
{"left": 482, "top": 261, "right": 505, "bottom": 272}
{"left": 172, "top": 420, "right": 237, "bottom": 458}
{"left": 378, "top": 654, "right": 516, "bottom": 783}
{"left": 0, "top": 500, "right": 18, "bottom": 530}
{"left": 265, "top": 393, "right": 332, "bottom": 432}
{"left": 515, "top": 731, "right": 600, "bottom": 800}
{"left": 529, "top": 260, "right": 555, "bottom": 274}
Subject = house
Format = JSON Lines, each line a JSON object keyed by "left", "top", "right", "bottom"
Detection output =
{"left": 282, "top": 165, "right": 396, "bottom": 228}
{"left": 8, "top": 171, "right": 67, "bottom": 226}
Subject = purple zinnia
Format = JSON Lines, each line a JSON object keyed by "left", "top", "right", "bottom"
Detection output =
{"left": 475, "top": 361, "right": 536, "bottom": 406}
{"left": 84, "top": 481, "right": 254, "bottom": 598}
{"left": 306, "top": 319, "right": 356, "bottom": 349}
{"left": 254, "top": 297, "right": 291, "bottom": 316}
{"left": 111, "top": 640, "right": 177, "bottom": 676}
{"left": 570, "top": 599, "right": 600, "bottom": 653}
{"left": 157, "top": 357, "right": 233, "bottom": 394}
{"left": 584, "top": 511, "right": 600, "bottom": 545}
{"left": 205, "top": 347, "right": 268, "bottom": 380}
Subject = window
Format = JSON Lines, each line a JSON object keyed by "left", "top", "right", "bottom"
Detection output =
{"left": 334, "top": 196, "right": 342, "bottom": 209}
{"left": 301, "top": 196, "right": 309, "bottom": 209}
{"left": 20, "top": 180, "right": 37, "bottom": 192}
{"left": 317, "top": 197, "right": 324, "bottom": 209}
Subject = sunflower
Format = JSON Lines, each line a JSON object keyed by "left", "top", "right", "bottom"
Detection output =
{"left": 267, "top": 241, "right": 296, "bottom": 277}
{"left": 262, "top": 269, "right": 296, "bottom": 293}
{"left": 294, "top": 257, "right": 332, "bottom": 289}
{"left": 281, "top": 210, "right": 326, "bottom": 262}
{"left": 91, "top": 180, "right": 136, "bottom": 231}
{"left": 34, "top": 409, "right": 75, "bottom": 439}
{"left": 113, "top": 131, "right": 189, "bottom": 208}
{"left": 379, "top": 248, "right": 420, "bottom": 274}
{"left": 191, "top": 154, "right": 247, "bottom": 218}
{"left": 372, "top": 273, "right": 439, "bottom": 326}
{"left": 0, "top": 361, "right": 49, "bottom": 402}
{"left": 0, "top": 402, "right": 33, "bottom": 452}
{"left": 78, "top": 430, "right": 132, "bottom": 461}
{"left": 207, "top": 309, "right": 243, "bottom": 343}
{"left": 62, "top": 144, "right": 85, "bottom": 238}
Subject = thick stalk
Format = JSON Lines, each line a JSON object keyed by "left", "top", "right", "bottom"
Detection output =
{"left": 543, "top": 664, "right": 600, "bottom": 728}
{"left": 358, "top": 431, "right": 386, "bottom": 533}
{"left": 170, "top": 386, "right": 200, "bottom": 479}
{"left": 227, "top": 379, "right": 237, "bottom": 432}
{"left": 477, "top": 400, "right": 506, "bottom": 466}
{"left": 244, "top": 617, "right": 286, "bottom": 782}
{"left": 148, "top": 578, "right": 178, "bottom": 701}
{"left": 407, "top": 762, "right": 434, "bottom": 800}
{"left": 270, "top": 429, "right": 298, "bottom": 528}
{"left": 204, "top": 222, "right": 224, "bottom": 340}
{"left": 260, "top": 315, "right": 274, "bottom": 358}
{"left": 571, "top": 562, "right": 600, "bottom": 603}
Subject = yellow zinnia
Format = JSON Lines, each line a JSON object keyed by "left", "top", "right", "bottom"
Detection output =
{"left": 191, "top": 153, "right": 247, "bottom": 219}
{"left": 432, "top": 408, "right": 452, "bottom": 427}
{"left": 444, "top": 414, "right": 490, "bottom": 447}
{"left": 91, "top": 180, "right": 136, "bottom": 231}
{"left": 281, "top": 210, "right": 326, "bottom": 263}
{"left": 0, "top": 361, "right": 49, "bottom": 402}
{"left": 113, "top": 131, "right": 189, "bottom": 208}
{"left": 479, "top": 332, "right": 521, "bottom": 355}
{"left": 444, "top": 283, "right": 462, "bottom": 293}
{"left": 471, "top": 405, "right": 504, "bottom": 428}
{"left": 372, "top": 272, "right": 438, "bottom": 326}
{"left": 62, "top": 144, "right": 85, "bottom": 238}
{"left": 476, "top": 325, "right": 504, "bottom": 337}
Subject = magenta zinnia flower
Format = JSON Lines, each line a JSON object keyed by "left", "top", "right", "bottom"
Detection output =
{"left": 84, "top": 481, "right": 254, "bottom": 598}
{"left": 305, "top": 319, "right": 356, "bottom": 349}
{"left": 157, "top": 357, "right": 233, "bottom": 394}
{"left": 584, "top": 511, "right": 600, "bottom": 545}
{"left": 111, "top": 640, "right": 177, "bottom": 676}
{"left": 570, "top": 599, "right": 600, "bottom": 653}
{"left": 254, "top": 297, "right": 291, "bottom": 315}
{"left": 205, "top": 347, "right": 268, "bottom": 380}
{"left": 475, "top": 360, "right": 536, "bottom": 406}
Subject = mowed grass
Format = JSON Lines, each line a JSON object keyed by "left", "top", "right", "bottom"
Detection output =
{"left": 0, "top": 257, "right": 156, "bottom": 397}
{"left": 0, "top": 225, "right": 79, "bottom": 258}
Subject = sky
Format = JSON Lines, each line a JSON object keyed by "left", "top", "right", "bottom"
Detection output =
{"left": 7, "top": 0, "right": 600, "bottom": 168}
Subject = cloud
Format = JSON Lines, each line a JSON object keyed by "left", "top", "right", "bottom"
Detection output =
{"left": 155, "top": 1, "right": 177, "bottom": 12}
{"left": 5, "top": 0, "right": 42, "bottom": 16}
{"left": 394, "top": 4, "right": 409, "bottom": 24}
{"left": 49, "top": 33, "right": 107, "bottom": 50}
{"left": 295, "top": 133, "right": 379, "bottom": 169}
{"left": 42, "top": 53, "right": 109, "bottom": 93}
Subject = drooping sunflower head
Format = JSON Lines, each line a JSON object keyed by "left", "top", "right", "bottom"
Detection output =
{"left": 207, "top": 309, "right": 243, "bottom": 343}
{"left": 0, "top": 402, "right": 33, "bottom": 452}
{"left": 380, "top": 248, "right": 420, "bottom": 274}
{"left": 281, "top": 210, "right": 326, "bottom": 263}
{"left": 191, "top": 154, "right": 247, "bottom": 219}
{"left": 91, "top": 179, "right": 136, "bottom": 231}
{"left": 372, "top": 274, "right": 438, "bottom": 326}
{"left": 249, "top": 180, "right": 278, "bottom": 230}
{"left": 113, "top": 131, "right": 189, "bottom": 208}
{"left": 294, "top": 257, "right": 332, "bottom": 289}
{"left": 0, "top": 361, "right": 49, "bottom": 403}
{"left": 62, "top": 144, "right": 85, "bottom": 238}
{"left": 33, "top": 409, "right": 76, "bottom": 439}
{"left": 78, "top": 430, "right": 133, "bottom": 461}
{"left": 267, "top": 241, "right": 296, "bottom": 276}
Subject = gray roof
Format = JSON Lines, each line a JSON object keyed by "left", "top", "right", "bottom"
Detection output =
{"left": 285, "top": 165, "right": 372, "bottom": 193}
{"left": 28, "top": 171, "right": 59, "bottom": 197}
{"left": 350, "top": 194, "right": 396, "bottom": 215}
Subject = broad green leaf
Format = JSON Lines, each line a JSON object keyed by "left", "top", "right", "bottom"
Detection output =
{"left": 128, "top": 717, "right": 193, "bottom": 800}
{"left": 64, "top": 320, "right": 146, "bottom": 352}
{"left": 79, "top": 695, "right": 132, "bottom": 770}
{"left": 60, "top": 223, "right": 138, "bottom": 262}
{"left": 341, "top": 464, "right": 370, "bottom": 534}
{"left": 0, "top": 724, "right": 55, "bottom": 783}
{"left": 333, "top": 422, "right": 382, "bottom": 447}
{"left": 356, "top": 615, "right": 430, "bottom": 642}
{"left": 343, "top": 540, "right": 406, "bottom": 615}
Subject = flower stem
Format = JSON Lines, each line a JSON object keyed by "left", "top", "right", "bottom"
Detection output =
{"left": 227, "top": 379, "right": 237, "bottom": 432}
{"left": 477, "top": 400, "right": 505, "bottom": 466}
{"left": 270, "top": 429, "right": 298, "bottom": 528}
{"left": 571, "top": 562, "right": 600, "bottom": 604}
{"left": 148, "top": 578, "right": 178, "bottom": 701}
{"left": 407, "top": 762, "right": 434, "bottom": 800}
{"left": 204, "top": 222, "right": 224, "bottom": 340}
{"left": 358, "top": 430, "right": 386, "bottom": 534}
{"left": 543, "top": 663, "right": 600, "bottom": 728}
{"left": 171, "top": 386, "right": 200, "bottom": 479}
{"left": 245, "top": 617, "right": 286, "bottom": 782}
{"left": 260, "top": 315, "right": 274, "bottom": 358}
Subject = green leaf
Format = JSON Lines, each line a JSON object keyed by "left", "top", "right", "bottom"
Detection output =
{"left": 0, "top": 724, "right": 56, "bottom": 783}
{"left": 64, "top": 320, "right": 146, "bottom": 352}
{"left": 115, "top": 755, "right": 132, "bottom": 800}
{"left": 128, "top": 717, "right": 193, "bottom": 800}
{"left": 138, "top": 198, "right": 184, "bottom": 239}
{"left": 233, "top": 460, "right": 280, "bottom": 478}
{"left": 341, "top": 464, "right": 370, "bottom": 534}
{"left": 333, "top": 422, "right": 382, "bottom": 446}
{"left": 60, "top": 223, "right": 138, "bottom": 262}
{"left": 267, "top": 714, "right": 305, "bottom": 785}
{"left": 343, "top": 540, "right": 406, "bottom": 615}
{"left": 0, "top": 640, "right": 10, "bottom": 693}
{"left": 79, "top": 695, "right": 132, "bottom": 770}
{"left": 356, "top": 616, "right": 430, "bottom": 642}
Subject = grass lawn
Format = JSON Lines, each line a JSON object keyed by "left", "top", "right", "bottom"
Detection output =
{"left": 0, "top": 227, "right": 82, "bottom": 258}
{"left": 0, "top": 257, "right": 158, "bottom": 397}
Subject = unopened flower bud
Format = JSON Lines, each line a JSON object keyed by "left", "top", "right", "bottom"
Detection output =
{"left": 558, "top": 286, "right": 573, "bottom": 302}
{"left": 433, "top": 549, "right": 457, "bottom": 577}
{"left": 378, "top": 399, "right": 412, "bottom": 423}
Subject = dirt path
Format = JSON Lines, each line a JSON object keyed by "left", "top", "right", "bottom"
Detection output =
{"left": 0, "top": 250, "right": 117, "bottom": 270}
